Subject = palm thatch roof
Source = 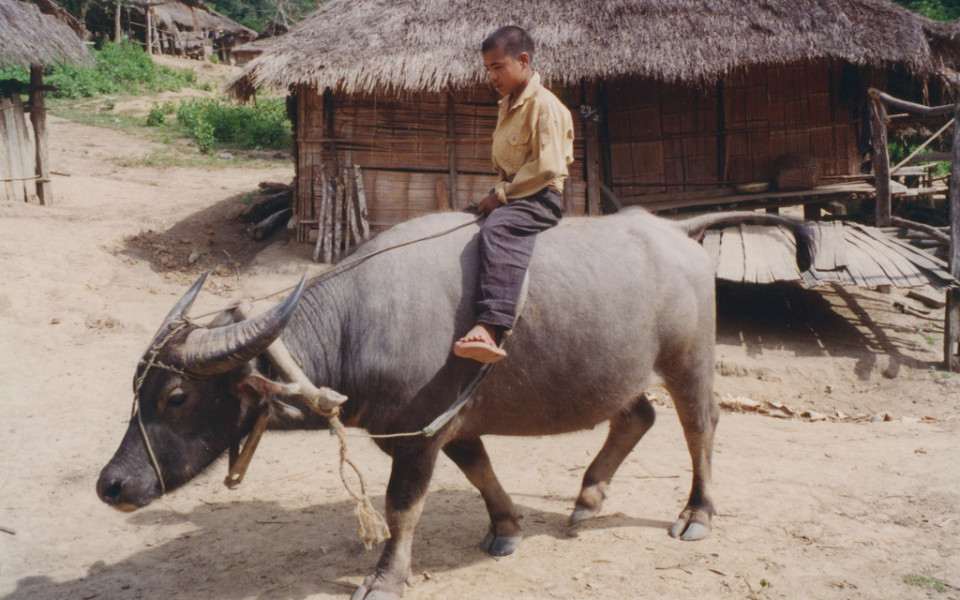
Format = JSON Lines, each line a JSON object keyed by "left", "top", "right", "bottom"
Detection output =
{"left": 0, "top": 0, "right": 91, "bottom": 68}
{"left": 228, "top": 0, "right": 960, "bottom": 99}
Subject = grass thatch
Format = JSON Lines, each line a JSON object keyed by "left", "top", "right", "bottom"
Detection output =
{"left": 228, "top": 0, "right": 960, "bottom": 99}
{"left": 0, "top": 0, "right": 91, "bottom": 69}
{"left": 143, "top": 0, "right": 255, "bottom": 37}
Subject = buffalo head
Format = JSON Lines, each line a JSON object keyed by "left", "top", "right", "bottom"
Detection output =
{"left": 96, "top": 274, "right": 305, "bottom": 511}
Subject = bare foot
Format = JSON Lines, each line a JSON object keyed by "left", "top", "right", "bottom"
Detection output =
{"left": 453, "top": 324, "right": 507, "bottom": 363}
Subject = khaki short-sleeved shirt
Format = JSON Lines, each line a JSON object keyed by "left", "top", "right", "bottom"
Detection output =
{"left": 492, "top": 72, "right": 575, "bottom": 203}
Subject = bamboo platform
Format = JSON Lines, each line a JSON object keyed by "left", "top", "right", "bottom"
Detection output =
{"left": 702, "top": 221, "right": 958, "bottom": 291}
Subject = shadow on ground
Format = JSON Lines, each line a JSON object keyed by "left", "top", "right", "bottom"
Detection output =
{"left": 117, "top": 190, "right": 289, "bottom": 276}
{"left": 716, "top": 281, "right": 938, "bottom": 378}
{"left": 5, "top": 491, "right": 668, "bottom": 600}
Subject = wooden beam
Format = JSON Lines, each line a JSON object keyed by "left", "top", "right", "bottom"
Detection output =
{"left": 145, "top": 8, "right": 152, "bottom": 55}
{"left": 869, "top": 92, "right": 892, "bottom": 226}
{"left": 114, "top": 2, "right": 121, "bottom": 43}
{"left": 946, "top": 101, "right": 960, "bottom": 372}
{"left": 870, "top": 89, "right": 955, "bottom": 117}
{"left": 28, "top": 67, "right": 50, "bottom": 205}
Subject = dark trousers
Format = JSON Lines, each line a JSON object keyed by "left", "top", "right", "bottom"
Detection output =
{"left": 476, "top": 188, "right": 564, "bottom": 330}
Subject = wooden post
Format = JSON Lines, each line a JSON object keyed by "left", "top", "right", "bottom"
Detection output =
{"left": 446, "top": 90, "right": 459, "bottom": 209}
{"left": 114, "top": 2, "right": 122, "bottom": 42}
{"left": 584, "top": 81, "right": 601, "bottom": 216}
{"left": 869, "top": 91, "right": 892, "bottom": 226}
{"left": 145, "top": 8, "right": 153, "bottom": 55}
{"left": 29, "top": 67, "right": 51, "bottom": 205}
{"left": 945, "top": 101, "right": 960, "bottom": 372}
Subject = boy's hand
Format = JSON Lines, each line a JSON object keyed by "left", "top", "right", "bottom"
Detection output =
{"left": 477, "top": 193, "right": 501, "bottom": 215}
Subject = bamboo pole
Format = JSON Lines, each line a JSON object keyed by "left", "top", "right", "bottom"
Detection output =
{"left": 891, "top": 118, "right": 954, "bottom": 174}
{"left": 354, "top": 164, "right": 370, "bottom": 239}
{"left": 945, "top": 101, "right": 960, "bottom": 372}
{"left": 29, "top": 67, "right": 50, "bottom": 205}
{"left": 869, "top": 91, "right": 892, "bottom": 227}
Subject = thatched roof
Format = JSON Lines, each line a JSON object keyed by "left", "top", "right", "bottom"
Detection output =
{"left": 228, "top": 0, "right": 960, "bottom": 99}
{"left": 0, "top": 0, "right": 91, "bottom": 68}
{"left": 147, "top": 0, "right": 255, "bottom": 36}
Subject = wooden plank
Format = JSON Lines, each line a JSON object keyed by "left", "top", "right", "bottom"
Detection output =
{"left": 12, "top": 95, "right": 35, "bottom": 203}
{"left": 812, "top": 221, "right": 846, "bottom": 271}
{"left": 2, "top": 96, "right": 26, "bottom": 202}
{"left": 0, "top": 97, "right": 15, "bottom": 202}
{"left": 851, "top": 223, "right": 955, "bottom": 284}
{"left": 767, "top": 225, "right": 803, "bottom": 282}
{"left": 716, "top": 225, "right": 746, "bottom": 282}
{"left": 845, "top": 226, "right": 927, "bottom": 288}
{"left": 740, "top": 224, "right": 771, "bottom": 283}
{"left": 701, "top": 229, "right": 720, "bottom": 272}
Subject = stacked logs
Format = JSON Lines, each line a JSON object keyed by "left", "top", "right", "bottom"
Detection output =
{"left": 312, "top": 164, "right": 371, "bottom": 263}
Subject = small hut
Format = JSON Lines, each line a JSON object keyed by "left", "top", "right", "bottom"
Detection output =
{"left": 229, "top": 0, "right": 960, "bottom": 244}
{"left": 84, "top": 0, "right": 254, "bottom": 61}
{"left": 0, "top": 0, "right": 91, "bottom": 204}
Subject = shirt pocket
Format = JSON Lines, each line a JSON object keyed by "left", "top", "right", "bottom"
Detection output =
{"left": 501, "top": 128, "right": 532, "bottom": 172}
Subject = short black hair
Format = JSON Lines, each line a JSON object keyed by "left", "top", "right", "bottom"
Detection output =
{"left": 481, "top": 26, "right": 534, "bottom": 61}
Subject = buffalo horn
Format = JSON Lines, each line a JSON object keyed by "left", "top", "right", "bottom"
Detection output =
{"left": 145, "top": 272, "right": 209, "bottom": 352}
{"left": 178, "top": 277, "right": 307, "bottom": 376}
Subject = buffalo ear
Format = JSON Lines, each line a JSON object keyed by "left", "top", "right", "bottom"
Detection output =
{"left": 234, "top": 374, "right": 288, "bottom": 404}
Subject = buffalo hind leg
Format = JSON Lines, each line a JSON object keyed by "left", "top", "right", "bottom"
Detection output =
{"left": 352, "top": 442, "right": 441, "bottom": 600}
{"left": 571, "top": 393, "right": 656, "bottom": 524}
{"left": 443, "top": 438, "right": 522, "bottom": 556}
{"left": 662, "top": 351, "right": 718, "bottom": 541}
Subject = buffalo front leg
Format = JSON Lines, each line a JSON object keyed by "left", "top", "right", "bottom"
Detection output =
{"left": 443, "top": 438, "right": 522, "bottom": 556}
{"left": 663, "top": 352, "right": 718, "bottom": 541}
{"left": 352, "top": 443, "right": 440, "bottom": 600}
{"left": 571, "top": 393, "right": 656, "bottom": 524}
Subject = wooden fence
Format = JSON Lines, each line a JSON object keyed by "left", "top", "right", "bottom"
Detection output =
{"left": 868, "top": 89, "right": 959, "bottom": 371}
{"left": 0, "top": 95, "right": 39, "bottom": 204}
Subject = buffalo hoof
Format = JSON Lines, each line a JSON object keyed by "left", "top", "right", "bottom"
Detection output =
{"left": 351, "top": 572, "right": 405, "bottom": 600}
{"left": 480, "top": 530, "right": 522, "bottom": 556}
{"left": 668, "top": 508, "right": 712, "bottom": 541}
{"left": 568, "top": 504, "right": 601, "bottom": 525}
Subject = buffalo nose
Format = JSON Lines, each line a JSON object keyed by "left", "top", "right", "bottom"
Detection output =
{"left": 96, "top": 471, "right": 124, "bottom": 504}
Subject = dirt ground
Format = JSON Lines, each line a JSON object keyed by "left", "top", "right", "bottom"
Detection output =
{"left": 1, "top": 104, "right": 959, "bottom": 600}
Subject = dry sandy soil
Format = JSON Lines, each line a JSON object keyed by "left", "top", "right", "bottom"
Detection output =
{"left": 1, "top": 100, "right": 959, "bottom": 600}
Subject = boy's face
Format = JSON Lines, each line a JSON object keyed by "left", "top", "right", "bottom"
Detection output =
{"left": 482, "top": 47, "right": 531, "bottom": 98}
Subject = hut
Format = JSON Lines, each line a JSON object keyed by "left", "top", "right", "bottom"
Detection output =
{"left": 229, "top": 0, "right": 960, "bottom": 246}
{"left": 84, "top": 0, "right": 254, "bottom": 61}
{"left": 0, "top": 0, "right": 91, "bottom": 205}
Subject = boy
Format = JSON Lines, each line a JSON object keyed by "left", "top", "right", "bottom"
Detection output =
{"left": 453, "top": 25, "right": 575, "bottom": 363}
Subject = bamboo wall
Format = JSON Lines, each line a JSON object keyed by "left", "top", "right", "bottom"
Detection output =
{"left": 605, "top": 60, "right": 864, "bottom": 205}
{"left": 295, "top": 83, "right": 586, "bottom": 242}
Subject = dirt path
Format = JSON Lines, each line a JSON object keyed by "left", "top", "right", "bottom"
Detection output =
{"left": 1, "top": 115, "right": 958, "bottom": 600}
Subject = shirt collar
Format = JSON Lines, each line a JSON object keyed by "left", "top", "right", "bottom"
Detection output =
{"left": 499, "top": 72, "right": 541, "bottom": 111}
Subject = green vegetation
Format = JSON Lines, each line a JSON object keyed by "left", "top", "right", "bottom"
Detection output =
{"left": 903, "top": 573, "right": 949, "bottom": 592}
{"left": 173, "top": 97, "right": 291, "bottom": 154}
{"left": 891, "top": 0, "right": 960, "bottom": 21}
{"left": 0, "top": 42, "right": 195, "bottom": 99}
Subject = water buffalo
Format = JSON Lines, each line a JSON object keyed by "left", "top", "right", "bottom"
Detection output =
{"left": 98, "top": 207, "right": 813, "bottom": 600}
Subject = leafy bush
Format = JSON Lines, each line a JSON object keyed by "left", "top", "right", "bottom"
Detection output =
{"left": 176, "top": 97, "right": 291, "bottom": 153}
{"left": 0, "top": 42, "right": 196, "bottom": 99}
